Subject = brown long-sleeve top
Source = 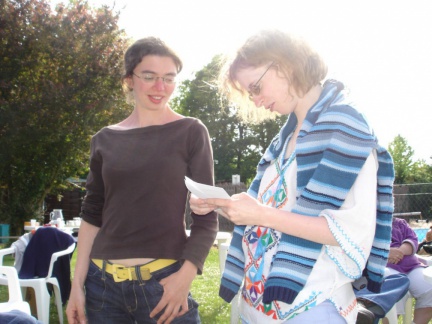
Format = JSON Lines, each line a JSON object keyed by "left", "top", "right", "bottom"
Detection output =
{"left": 81, "top": 117, "right": 218, "bottom": 273}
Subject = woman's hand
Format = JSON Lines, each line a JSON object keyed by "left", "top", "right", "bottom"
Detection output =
{"left": 150, "top": 261, "right": 197, "bottom": 324}
{"left": 189, "top": 194, "right": 218, "bottom": 215}
{"left": 66, "top": 284, "right": 87, "bottom": 324}
{"left": 205, "top": 192, "right": 265, "bottom": 226}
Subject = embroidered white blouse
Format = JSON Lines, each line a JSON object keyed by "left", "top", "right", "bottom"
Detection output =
{"left": 239, "top": 151, "right": 378, "bottom": 323}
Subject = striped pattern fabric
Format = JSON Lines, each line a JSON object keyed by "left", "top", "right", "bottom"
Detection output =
{"left": 219, "top": 79, "right": 394, "bottom": 304}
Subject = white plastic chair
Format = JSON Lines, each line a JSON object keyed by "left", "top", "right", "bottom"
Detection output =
{"left": 382, "top": 256, "right": 432, "bottom": 324}
{"left": 384, "top": 292, "right": 413, "bottom": 324}
{"left": 403, "top": 292, "right": 413, "bottom": 324}
{"left": 219, "top": 242, "right": 229, "bottom": 275}
{"left": 220, "top": 242, "right": 241, "bottom": 324}
{"left": 380, "top": 267, "right": 408, "bottom": 324}
{"left": 0, "top": 242, "right": 76, "bottom": 323}
{"left": 0, "top": 266, "right": 31, "bottom": 315}
{"left": 388, "top": 254, "right": 432, "bottom": 324}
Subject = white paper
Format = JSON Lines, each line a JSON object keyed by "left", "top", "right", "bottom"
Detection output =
{"left": 185, "top": 176, "right": 230, "bottom": 199}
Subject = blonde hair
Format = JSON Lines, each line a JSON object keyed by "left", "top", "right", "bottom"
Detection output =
{"left": 218, "top": 29, "right": 327, "bottom": 122}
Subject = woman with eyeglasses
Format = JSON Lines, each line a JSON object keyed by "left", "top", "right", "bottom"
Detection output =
{"left": 66, "top": 37, "right": 217, "bottom": 324}
{"left": 190, "top": 29, "right": 395, "bottom": 323}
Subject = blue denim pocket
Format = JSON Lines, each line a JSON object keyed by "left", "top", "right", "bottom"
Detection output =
{"left": 140, "top": 263, "right": 200, "bottom": 323}
{"left": 85, "top": 261, "right": 107, "bottom": 312}
{"left": 144, "top": 280, "right": 200, "bottom": 323}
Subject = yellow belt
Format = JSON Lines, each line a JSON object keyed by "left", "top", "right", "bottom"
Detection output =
{"left": 92, "top": 259, "right": 177, "bottom": 282}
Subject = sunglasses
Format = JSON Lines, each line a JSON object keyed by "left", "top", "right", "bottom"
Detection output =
{"left": 247, "top": 62, "right": 273, "bottom": 100}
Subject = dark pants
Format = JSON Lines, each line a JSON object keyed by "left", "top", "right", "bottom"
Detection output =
{"left": 85, "top": 261, "right": 201, "bottom": 323}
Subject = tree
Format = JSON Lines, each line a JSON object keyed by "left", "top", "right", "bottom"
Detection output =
{"left": 0, "top": 0, "right": 130, "bottom": 233}
{"left": 388, "top": 135, "right": 432, "bottom": 184}
{"left": 410, "top": 160, "right": 432, "bottom": 183}
{"left": 172, "top": 55, "right": 284, "bottom": 184}
{"left": 388, "top": 134, "right": 417, "bottom": 184}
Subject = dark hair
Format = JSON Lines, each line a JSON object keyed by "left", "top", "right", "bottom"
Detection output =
{"left": 122, "top": 37, "right": 183, "bottom": 80}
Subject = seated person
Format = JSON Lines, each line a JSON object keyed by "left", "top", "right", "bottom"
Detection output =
{"left": 386, "top": 217, "right": 432, "bottom": 324}
{"left": 417, "top": 225, "right": 432, "bottom": 255}
{"left": 0, "top": 309, "right": 42, "bottom": 323}
{"left": 426, "top": 226, "right": 432, "bottom": 242}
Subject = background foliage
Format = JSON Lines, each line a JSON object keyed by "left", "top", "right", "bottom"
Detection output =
{"left": 0, "top": 0, "right": 431, "bottom": 236}
{"left": 388, "top": 135, "right": 432, "bottom": 184}
{"left": 0, "top": 0, "right": 131, "bottom": 233}
{"left": 172, "top": 56, "right": 285, "bottom": 184}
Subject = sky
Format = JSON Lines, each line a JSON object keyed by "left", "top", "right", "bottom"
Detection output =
{"left": 53, "top": 0, "right": 432, "bottom": 162}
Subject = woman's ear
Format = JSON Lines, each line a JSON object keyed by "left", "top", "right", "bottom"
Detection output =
{"left": 124, "top": 76, "right": 134, "bottom": 91}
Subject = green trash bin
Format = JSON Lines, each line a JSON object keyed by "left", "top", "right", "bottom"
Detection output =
{"left": 0, "top": 224, "right": 10, "bottom": 243}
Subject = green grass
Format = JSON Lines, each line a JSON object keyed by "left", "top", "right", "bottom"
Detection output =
{"left": 1, "top": 243, "right": 416, "bottom": 324}
{"left": 1, "top": 246, "right": 231, "bottom": 323}
{"left": 191, "top": 247, "right": 231, "bottom": 323}
{"left": 0, "top": 244, "right": 416, "bottom": 323}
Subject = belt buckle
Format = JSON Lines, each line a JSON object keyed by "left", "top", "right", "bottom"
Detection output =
{"left": 111, "top": 264, "right": 132, "bottom": 282}
{"left": 140, "top": 267, "right": 152, "bottom": 280}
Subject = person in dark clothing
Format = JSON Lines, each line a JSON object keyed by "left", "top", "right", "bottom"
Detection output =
{"left": 66, "top": 37, "right": 218, "bottom": 324}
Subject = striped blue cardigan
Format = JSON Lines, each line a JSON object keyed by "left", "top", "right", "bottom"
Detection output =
{"left": 219, "top": 80, "right": 394, "bottom": 304}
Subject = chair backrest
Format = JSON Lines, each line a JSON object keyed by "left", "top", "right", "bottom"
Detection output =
{"left": 0, "top": 246, "right": 16, "bottom": 268}
{"left": 0, "top": 266, "right": 31, "bottom": 314}
{"left": 19, "top": 227, "right": 75, "bottom": 279}
{"left": 19, "top": 227, "right": 76, "bottom": 304}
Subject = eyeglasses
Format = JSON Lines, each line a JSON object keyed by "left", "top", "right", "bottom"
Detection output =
{"left": 133, "top": 72, "right": 177, "bottom": 85}
{"left": 248, "top": 62, "right": 273, "bottom": 100}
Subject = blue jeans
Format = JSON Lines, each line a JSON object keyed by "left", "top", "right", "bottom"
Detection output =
{"left": 85, "top": 260, "right": 201, "bottom": 323}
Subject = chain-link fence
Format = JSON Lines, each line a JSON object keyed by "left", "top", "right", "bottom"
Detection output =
{"left": 394, "top": 183, "right": 432, "bottom": 221}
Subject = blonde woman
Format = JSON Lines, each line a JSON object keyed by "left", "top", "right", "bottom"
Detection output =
{"left": 190, "top": 30, "right": 394, "bottom": 323}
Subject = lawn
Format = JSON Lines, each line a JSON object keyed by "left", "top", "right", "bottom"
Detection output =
{"left": 0, "top": 245, "right": 232, "bottom": 323}
{"left": 0, "top": 242, "right": 416, "bottom": 324}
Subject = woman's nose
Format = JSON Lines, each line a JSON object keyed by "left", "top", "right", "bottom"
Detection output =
{"left": 153, "top": 78, "right": 166, "bottom": 91}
